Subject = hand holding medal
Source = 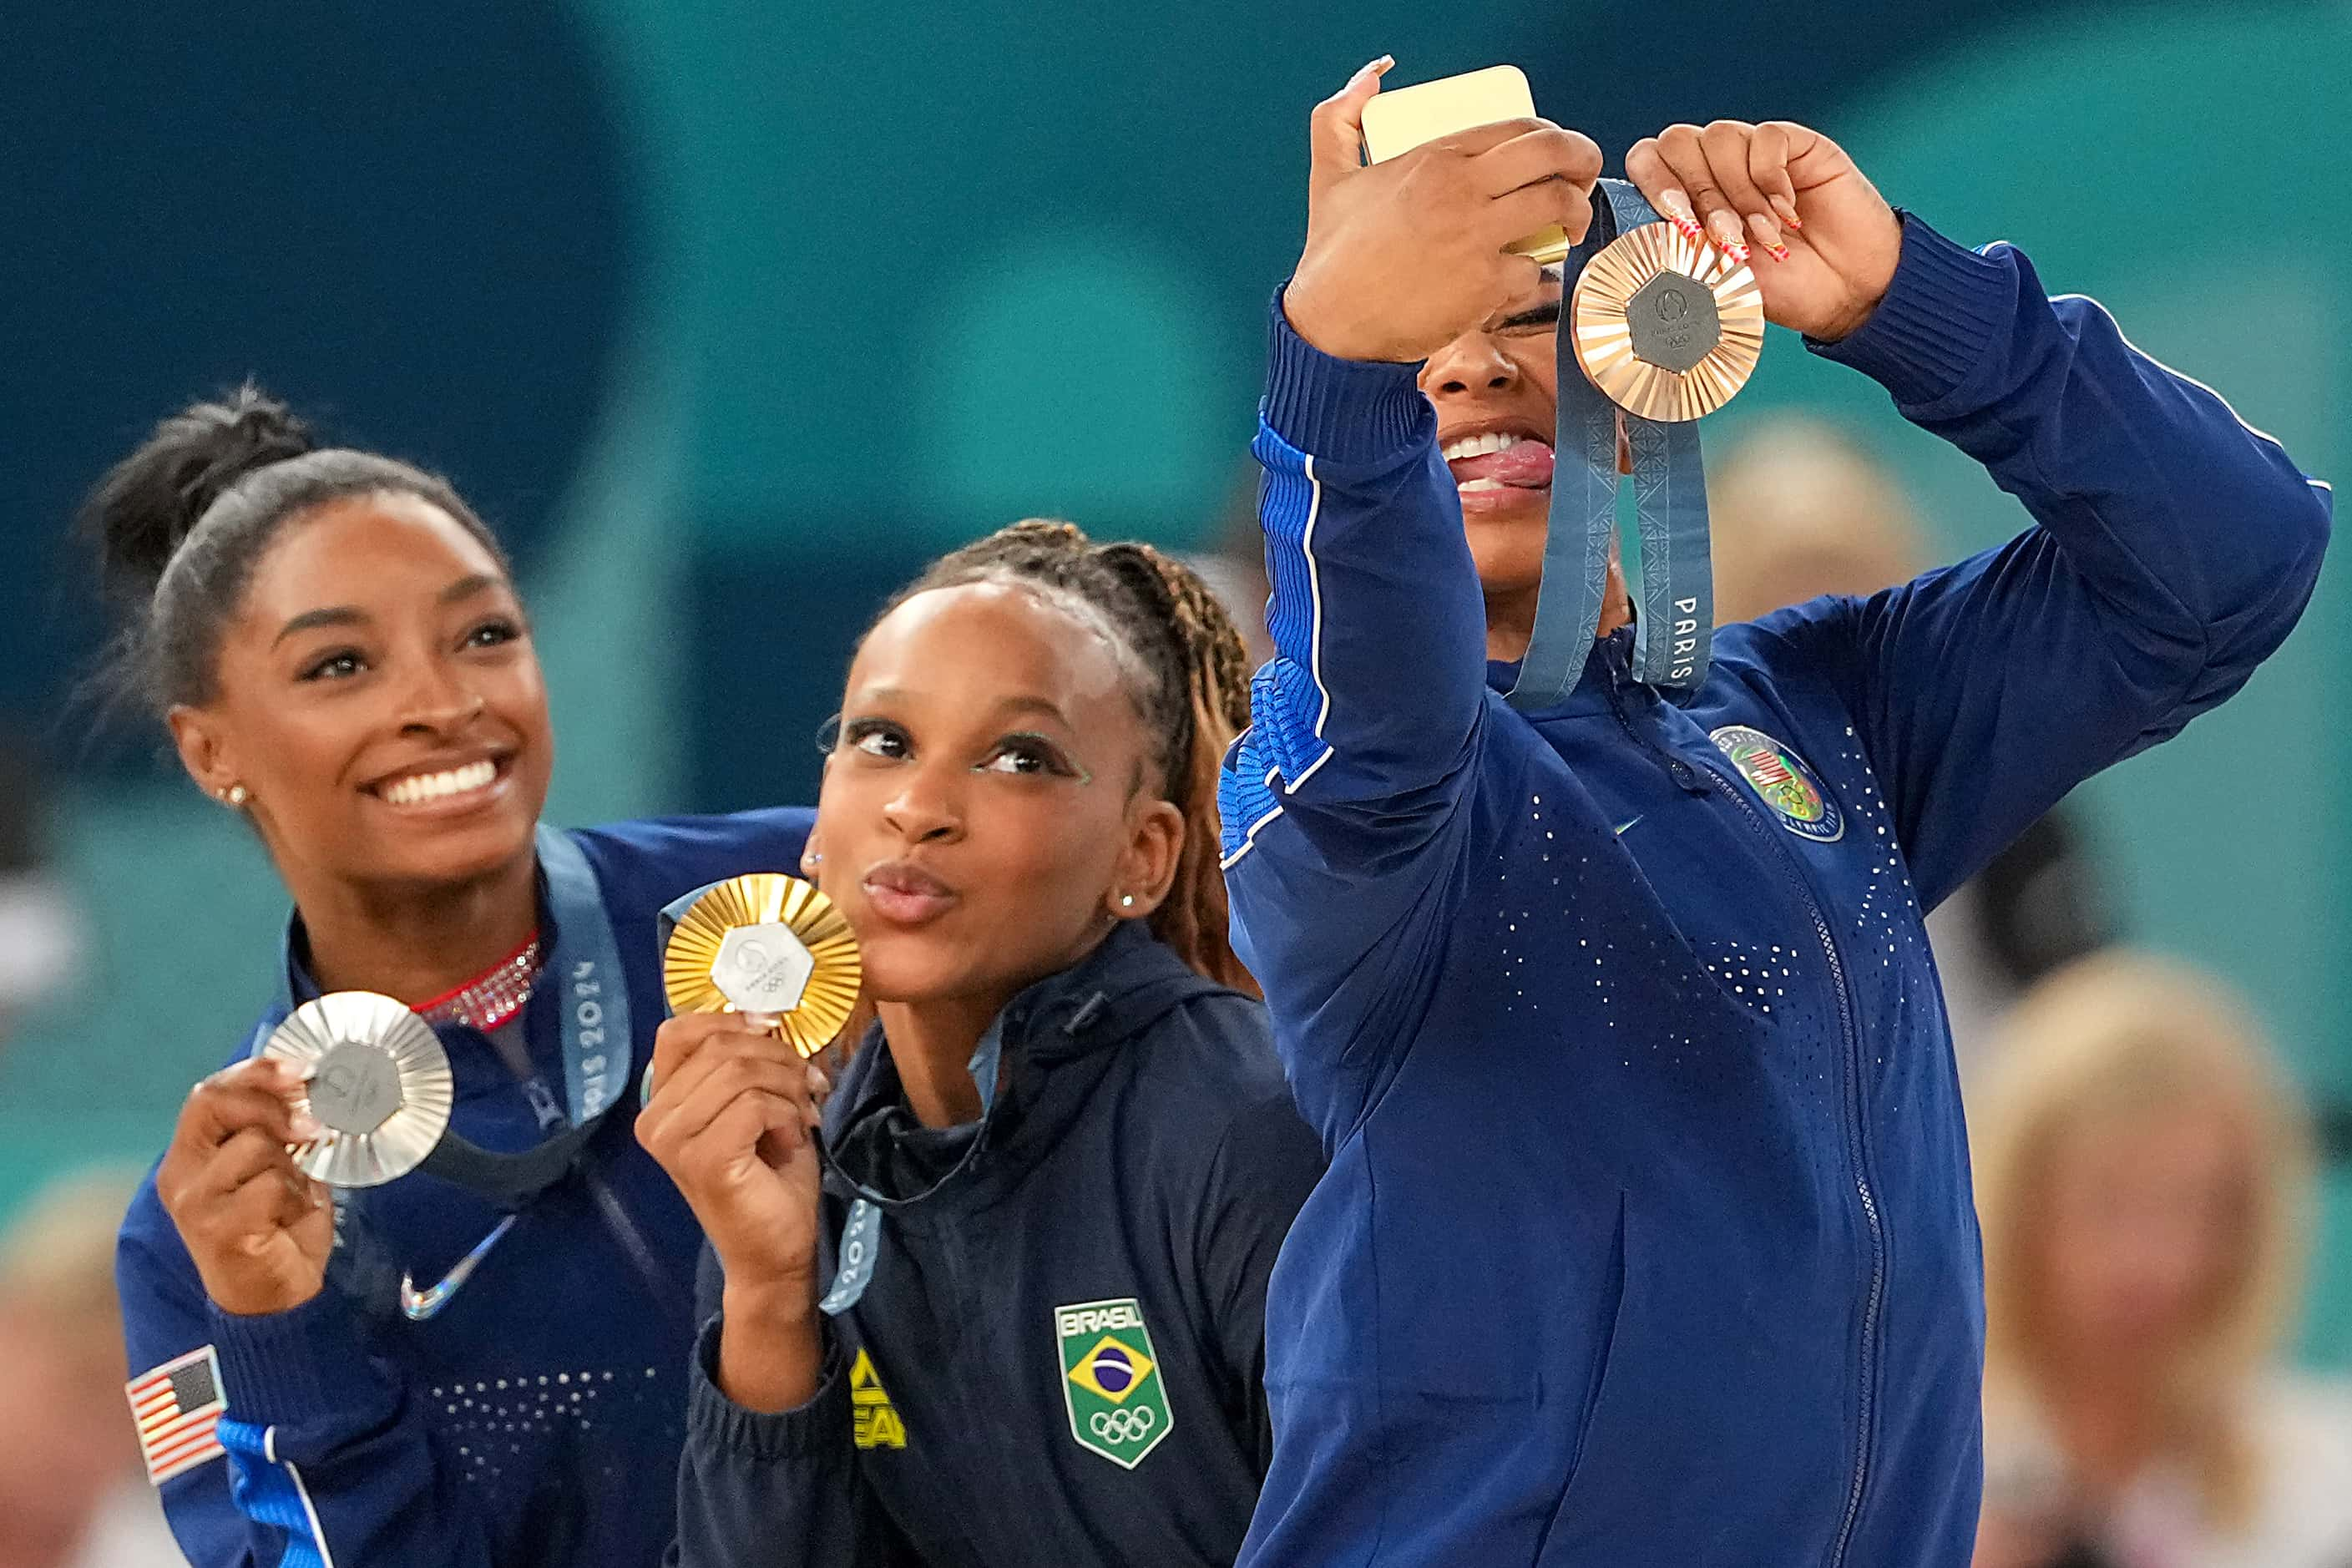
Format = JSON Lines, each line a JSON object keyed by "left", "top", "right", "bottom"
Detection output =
{"left": 639, "top": 875, "right": 862, "bottom": 1328}
{"left": 154, "top": 1056, "right": 338, "bottom": 1316}
{"left": 1621, "top": 119, "right": 1901, "bottom": 345}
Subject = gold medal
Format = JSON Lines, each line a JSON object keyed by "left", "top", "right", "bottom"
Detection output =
{"left": 1570, "top": 222, "right": 1763, "bottom": 422}
{"left": 261, "top": 992, "right": 453, "bottom": 1187}
{"left": 662, "top": 874, "right": 862, "bottom": 1058}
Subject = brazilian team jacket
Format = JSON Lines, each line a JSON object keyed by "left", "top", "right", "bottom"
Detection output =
{"left": 116, "top": 807, "right": 812, "bottom": 1568}
{"left": 1219, "top": 217, "right": 2332, "bottom": 1566}
{"left": 670, "top": 918, "right": 1326, "bottom": 1567}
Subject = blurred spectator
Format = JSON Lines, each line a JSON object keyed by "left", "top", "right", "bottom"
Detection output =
{"left": 1707, "top": 417, "right": 1924, "bottom": 625}
{"left": 1706, "top": 418, "right": 2116, "bottom": 1059}
{"left": 1970, "top": 953, "right": 2352, "bottom": 1568}
{"left": 0, "top": 725, "right": 85, "bottom": 1050}
{"left": 0, "top": 1169, "right": 181, "bottom": 1568}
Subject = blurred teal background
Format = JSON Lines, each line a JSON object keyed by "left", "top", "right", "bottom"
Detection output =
{"left": 3, "top": 1, "right": 2344, "bottom": 1359}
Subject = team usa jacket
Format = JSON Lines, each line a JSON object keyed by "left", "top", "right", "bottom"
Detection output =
{"left": 670, "top": 918, "right": 1326, "bottom": 1567}
{"left": 1219, "top": 216, "right": 2331, "bottom": 1566}
{"left": 116, "top": 808, "right": 812, "bottom": 1568}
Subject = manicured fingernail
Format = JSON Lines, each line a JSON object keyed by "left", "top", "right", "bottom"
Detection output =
{"left": 1747, "top": 211, "right": 1791, "bottom": 263}
{"left": 1707, "top": 211, "right": 1751, "bottom": 264}
{"left": 1658, "top": 189, "right": 1705, "bottom": 240}
{"left": 1773, "top": 197, "right": 1803, "bottom": 230}
{"left": 291, "top": 1111, "right": 324, "bottom": 1141}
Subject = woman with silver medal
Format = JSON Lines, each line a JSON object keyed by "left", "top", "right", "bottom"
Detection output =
{"left": 99, "top": 388, "right": 814, "bottom": 1568}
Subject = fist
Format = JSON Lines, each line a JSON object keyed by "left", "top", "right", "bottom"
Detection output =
{"left": 155, "top": 1058, "right": 335, "bottom": 1318}
{"left": 1624, "top": 119, "right": 1901, "bottom": 341}
{"left": 1284, "top": 58, "right": 1603, "bottom": 364}
{"left": 636, "top": 1013, "right": 830, "bottom": 1297}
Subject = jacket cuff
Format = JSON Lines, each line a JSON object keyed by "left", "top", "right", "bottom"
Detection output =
{"left": 210, "top": 1287, "right": 377, "bottom": 1425}
{"left": 685, "top": 1313, "right": 849, "bottom": 1463}
{"left": 1809, "top": 213, "right": 2014, "bottom": 410}
{"left": 1262, "top": 288, "right": 1434, "bottom": 467}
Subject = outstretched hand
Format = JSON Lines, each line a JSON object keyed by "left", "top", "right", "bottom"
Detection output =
{"left": 1284, "top": 58, "right": 1604, "bottom": 364}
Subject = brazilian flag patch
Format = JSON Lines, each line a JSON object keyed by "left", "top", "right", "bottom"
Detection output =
{"left": 1055, "top": 1297, "right": 1174, "bottom": 1469}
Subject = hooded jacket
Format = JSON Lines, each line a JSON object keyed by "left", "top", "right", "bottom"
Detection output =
{"left": 670, "top": 920, "right": 1324, "bottom": 1567}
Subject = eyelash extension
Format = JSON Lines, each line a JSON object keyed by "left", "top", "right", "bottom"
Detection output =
{"left": 994, "top": 730, "right": 1092, "bottom": 786}
{"left": 818, "top": 714, "right": 1093, "bottom": 784}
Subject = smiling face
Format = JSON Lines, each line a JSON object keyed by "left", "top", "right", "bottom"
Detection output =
{"left": 1417, "top": 268, "right": 1564, "bottom": 604}
{"left": 167, "top": 492, "right": 552, "bottom": 895}
{"left": 812, "top": 579, "right": 1181, "bottom": 1014}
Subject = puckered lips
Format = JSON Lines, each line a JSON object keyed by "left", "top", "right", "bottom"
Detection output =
{"left": 1442, "top": 419, "right": 1555, "bottom": 516}
{"left": 859, "top": 858, "right": 959, "bottom": 928}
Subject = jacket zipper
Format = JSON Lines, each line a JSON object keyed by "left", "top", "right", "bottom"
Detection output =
{"left": 1604, "top": 666, "right": 1884, "bottom": 1564}
{"left": 1695, "top": 765, "right": 1884, "bottom": 1566}
{"left": 1602, "top": 660, "right": 1705, "bottom": 796}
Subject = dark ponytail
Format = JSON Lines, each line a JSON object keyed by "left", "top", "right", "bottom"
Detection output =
{"left": 80, "top": 382, "right": 509, "bottom": 716}
{"left": 874, "top": 521, "right": 1260, "bottom": 996}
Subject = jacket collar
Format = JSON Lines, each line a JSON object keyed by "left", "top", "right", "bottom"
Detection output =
{"left": 824, "top": 921, "right": 1223, "bottom": 1204}
{"left": 1488, "top": 625, "right": 1636, "bottom": 720}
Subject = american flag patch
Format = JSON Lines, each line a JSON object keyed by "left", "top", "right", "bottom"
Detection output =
{"left": 127, "top": 1345, "right": 227, "bottom": 1485}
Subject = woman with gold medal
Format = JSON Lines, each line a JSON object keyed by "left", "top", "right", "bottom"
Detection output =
{"left": 639, "top": 522, "right": 1325, "bottom": 1566}
{"left": 97, "top": 389, "right": 816, "bottom": 1567}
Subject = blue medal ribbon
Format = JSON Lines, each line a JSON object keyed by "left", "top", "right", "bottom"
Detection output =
{"left": 1505, "top": 180, "right": 1717, "bottom": 710}
{"left": 814, "top": 1022, "right": 1004, "bottom": 1317}
{"left": 266, "top": 824, "right": 631, "bottom": 1196}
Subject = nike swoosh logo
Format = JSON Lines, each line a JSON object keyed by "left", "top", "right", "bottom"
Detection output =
{"left": 1614, "top": 815, "right": 1645, "bottom": 837}
{"left": 400, "top": 1213, "right": 519, "bottom": 1322}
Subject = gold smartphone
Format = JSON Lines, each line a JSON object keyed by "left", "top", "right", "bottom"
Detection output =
{"left": 1358, "top": 64, "right": 1571, "bottom": 265}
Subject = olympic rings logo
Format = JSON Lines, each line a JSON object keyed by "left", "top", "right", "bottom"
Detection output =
{"left": 1088, "top": 1407, "right": 1157, "bottom": 1444}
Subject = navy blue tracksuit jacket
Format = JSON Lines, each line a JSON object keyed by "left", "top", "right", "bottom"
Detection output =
{"left": 118, "top": 809, "right": 811, "bottom": 1567}
{"left": 671, "top": 920, "right": 1325, "bottom": 1566}
{"left": 1220, "top": 216, "right": 2331, "bottom": 1565}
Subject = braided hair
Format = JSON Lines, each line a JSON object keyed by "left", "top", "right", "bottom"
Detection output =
{"left": 873, "top": 520, "right": 1257, "bottom": 995}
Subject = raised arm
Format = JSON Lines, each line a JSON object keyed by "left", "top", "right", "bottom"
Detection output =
{"left": 1621, "top": 119, "right": 2330, "bottom": 908}
{"left": 1801, "top": 224, "right": 2324, "bottom": 904}
{"left": 637, "top": 1016, "right": 913, "bottom": 1566}
{"left": 1221, "top": 65, "right": 1601, "bottom": 1107}
{"left": 1233, "top": 61, "right": 1601, "bottom": 814}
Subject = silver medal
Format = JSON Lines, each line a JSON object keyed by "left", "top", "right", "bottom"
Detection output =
{"left": 260, "top": 991, "right": 453, "bottom": 1187}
